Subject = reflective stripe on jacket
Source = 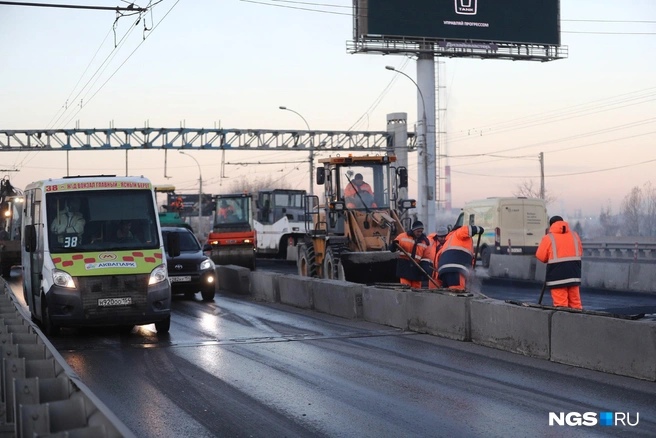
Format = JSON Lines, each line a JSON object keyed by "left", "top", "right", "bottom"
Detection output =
{"left": 437, "top": 225, "right": 475, "bottom": 276}
{"left": 396, "top": 232, "right": 430, "bottom": 281}
{"left": 423, "top": 236, "right": 444, "bottom": 282}
{"left": 536, "top": 220, "right": 582, "bottom": 287}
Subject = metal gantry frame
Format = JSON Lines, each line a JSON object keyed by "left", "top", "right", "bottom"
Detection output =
{"left": 0, "top": 128, "right": 416, "bottom": 152}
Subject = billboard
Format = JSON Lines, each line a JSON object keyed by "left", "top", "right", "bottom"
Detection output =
{"left": 356, "top": 0, "right": 560, "bottom": 46}
{"left": 167, "top": 193, "right": 214, "bottom": 216}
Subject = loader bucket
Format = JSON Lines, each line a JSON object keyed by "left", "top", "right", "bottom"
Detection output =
{"left": 340, "top": 251, "right": 399, "bottom": 284}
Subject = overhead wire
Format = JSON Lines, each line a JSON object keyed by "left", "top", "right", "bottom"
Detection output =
{"left": 58, "top": 0, "right": 180, "bottom": 128}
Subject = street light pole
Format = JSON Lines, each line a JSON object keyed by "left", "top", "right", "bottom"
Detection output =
{"left": 179, "top": 151, "right": 203, "bottom": 235}
{"left": 279, "top": 106, "right": 314, "bottom": 195}
{"left": 385, "top": 66, "right": 429, "bottom": 226}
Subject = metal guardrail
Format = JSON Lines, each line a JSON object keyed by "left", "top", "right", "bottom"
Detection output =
{"left": 582, "top": 241, "right": 656, "bottom": 261}
{"left": 0, "top": 279, "right": 135, "bottom": 438}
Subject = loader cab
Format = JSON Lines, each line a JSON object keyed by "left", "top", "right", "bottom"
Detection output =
{"left": 318, "top": 157, "right": 395, "bottom": 211}
{"left": 312, "top": 155, "right": 405, "bottom": 235}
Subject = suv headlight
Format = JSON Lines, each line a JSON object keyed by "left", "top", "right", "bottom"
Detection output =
{"left": 149, "top": 264, "right": 168, "bottom": 285}
{"left": 53, "top": 269, "right": 75, "bottom": 289}
{"left": 200, "top": 258, "right": 215, "bottom": 271}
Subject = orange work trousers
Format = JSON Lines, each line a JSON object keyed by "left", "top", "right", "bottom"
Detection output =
{"left": 400, "top": 278, "right": 422, "bottom": 289}
{"left": 550, "top": 286, "right": 582, "bottom": 309}
{"left": 439, "top": 272, "right": 467, "bottom": 291}
{"left": 427, "top": 275, "right": 443, "bottom": 289}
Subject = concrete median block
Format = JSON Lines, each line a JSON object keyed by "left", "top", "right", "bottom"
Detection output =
{"left": 628, "top": 263, "right": 656, "bottom": 292}
{"left": 278, "top": 275, "right": 314, "bottom": 309}
{"left": 362, "top": 286, "right": 408, "bottom": 330}
{"left": 551, "top": 312, "right": 656, "bottom": 381}
{"left": 406, "top": 290, "right": 471, "bottom": 341}
{"left": 582, "top": 260, "right": 629, "bottom": 290}
{"left": 471, "top": 298, "right": 553, "bottom": 359}
{"left": 535, "top": 261, "right": 546, "bottom": 282}
{"left": 216, "top": 265, "right": 251, "bottom": 294}
{"left": 249, "top": 271, "right": 279, "bottom": 302}
{"left": 488, "top": 255, "right": 535, "bottom": 280}
{"left": 312, "top": 279, "right": 363, "bottom": 320}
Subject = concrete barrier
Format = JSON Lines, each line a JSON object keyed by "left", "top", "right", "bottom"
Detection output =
{"left": 550, "top": 312, "right": 656, "bottom": 381}
{"left": 0, "top": 278, "right": 135, "bottom": 437}
{"left": 490, "top": 254, "right": 656, "bottom": 293}
{"left": 249, "top": 271, "right": 279, "bottom": 302}
{"left": 218, "top": 265, "right": 656, "bottom": 381}
{"left": 488, "top": 254, "right": 536, "bottom": 281}
{"left": 216, "top": 265, "right": 251, "bottom": 295}
{"left": 406, "top": 290, "right": 473, "bottom": 341}
{"left": 362, "top": 286, "right": 408, "bottom": 330}
{"left": 628, "top": 262, "right": 656, "bottom": 292}
{"left": 582, "top": 260, "right": 630, "bottom": 290}
{"left": 312, "top": 279, "right": 363, "bottom": 320}
{"left": 470, "top": 299, "right": 553, "bottom": 359}
{"left": 278, "top": 275, "right": 314, "bottom": 309}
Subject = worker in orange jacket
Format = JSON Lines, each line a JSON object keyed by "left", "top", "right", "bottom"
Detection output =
{"left": 536, "top": 215, "right": 583, "bottom": 309}
{"left": 424, "top": 226, "right": 450, "bottom": 289}
{"left": 437, "top": 224, "right": 484, "bottom": 291}
{"left": 344, "top": 173, "right": 377, "bottom": 208}
{"left": 391, "top": 220, "right": 431, "bottom": 288}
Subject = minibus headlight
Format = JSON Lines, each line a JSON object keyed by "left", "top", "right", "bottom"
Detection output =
{"left": 149, "top": 264, "right": 168, "bottom": 285}
{"left": 53, "top": 269, "right": 75, "bottom": 289}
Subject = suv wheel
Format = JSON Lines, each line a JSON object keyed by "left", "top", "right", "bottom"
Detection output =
{"left": 201, "top": 286, "right": 216, "bottom": 302}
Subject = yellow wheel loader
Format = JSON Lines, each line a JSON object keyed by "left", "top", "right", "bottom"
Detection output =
{"left": 297, "top": 155, "right": 415, "bottom": 284}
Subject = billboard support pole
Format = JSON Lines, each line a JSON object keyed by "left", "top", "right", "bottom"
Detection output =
{"left": 417, "top": 51, "right": 436, "bottom": 233}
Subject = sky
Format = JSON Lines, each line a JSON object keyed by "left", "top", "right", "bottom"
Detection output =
{"left": 0, "top": 0, "right": 654, "bottom": 219}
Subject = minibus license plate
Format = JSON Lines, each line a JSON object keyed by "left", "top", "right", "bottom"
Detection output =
{"left": 98, "top": 297, "right": 132, "bottom": 307}
{"left": 171, "top": 276, "right": 191, "bottom": 282}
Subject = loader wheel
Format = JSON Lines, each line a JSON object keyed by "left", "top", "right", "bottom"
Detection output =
{"left": 298, "top": 245, "right": 317, "bottom": 278}
{"left": 323, "top": 248, "right": 345, "bottom": 281}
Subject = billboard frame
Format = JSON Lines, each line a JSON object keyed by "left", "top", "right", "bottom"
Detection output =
{"left": 351, "top": 0, "right": 567, "bottom": 62}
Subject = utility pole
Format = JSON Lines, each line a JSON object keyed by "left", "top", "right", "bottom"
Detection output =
{"left": 279, "top": 106, "right": 313, "bottom": 195}
{"left": 539, "top": 152, "right": 545, "bottom": 199}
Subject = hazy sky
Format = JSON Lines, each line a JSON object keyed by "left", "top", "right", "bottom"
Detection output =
{"left": 0, "top": 0, "right": 654, "bottom": 218}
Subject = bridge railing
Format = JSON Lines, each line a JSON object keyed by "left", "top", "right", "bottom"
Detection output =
{"left": 583, "top": 241, "right": 656, "bottom": 261}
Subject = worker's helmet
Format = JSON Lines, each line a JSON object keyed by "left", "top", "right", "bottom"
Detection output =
{"left": 411, "top": 220, "right": 424, "bottom": 232}
{"left": 354, "top": 173, "right": 363, "bottom": 181}
{"left": 549, "top": 215, "right": 563, "bottom": 226}
{"left": 436, "top": 226, "right": 449, "bottom": 237}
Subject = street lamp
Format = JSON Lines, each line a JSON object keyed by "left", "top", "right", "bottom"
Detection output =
{"left": 385, "top": 65, "right": 430, "bottom": 226}
{"left": 179, "top": 151, "right": 203, "bottom": 235}
{"left": 279, "top": 106, "right": 314, "bottom": 195}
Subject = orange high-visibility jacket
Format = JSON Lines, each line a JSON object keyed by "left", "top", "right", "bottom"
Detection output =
{"left": 423, "top": 235, "right": 445, "bottom": 283}
{"left": 536, "top": 220, "right": 582, "bottom": 287}
{"left": 393, "top": 232, "right": 431, "bottom": 281}
{"left": 344, "top": 181, "right": 374, "bottom": 198}
{"left": 437, "top": 225, "right": 480, "bottom": 276}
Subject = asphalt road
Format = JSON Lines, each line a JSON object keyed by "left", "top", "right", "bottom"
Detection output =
{"left": 4, "top": 265, "right": 656, "bottom": 437}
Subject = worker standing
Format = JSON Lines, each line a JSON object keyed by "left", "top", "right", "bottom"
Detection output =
{"left": 535, "top": 215, "right": 583, "bottom": 309}
{"left": 424, "top": 226, "right": 450, "bottom": 289}
{"left": 391, "top": 220, "right": 431, "bottom": 288}
{"left": 437, "top": 224, "right": 484, "bottom": 291}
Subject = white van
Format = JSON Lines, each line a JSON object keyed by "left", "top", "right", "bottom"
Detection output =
{"left": 454, "top": 197, "right": 548, "bottom": 268}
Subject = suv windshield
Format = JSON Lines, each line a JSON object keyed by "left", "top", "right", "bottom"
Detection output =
{"left": 163, "top": 229, "right": 200, "bottom": 253}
